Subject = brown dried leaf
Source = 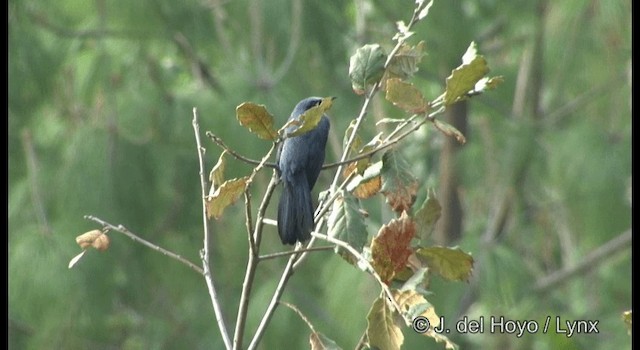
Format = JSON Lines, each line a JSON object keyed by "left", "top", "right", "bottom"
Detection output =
{"left": 75, "top": 229, "right": 110, "bottom": 251}
{"left": 371, "top": 212, "right": 417, "bottom": 283}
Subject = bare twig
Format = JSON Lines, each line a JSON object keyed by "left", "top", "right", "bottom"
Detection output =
{"left": 270, "top": 0, "right": 302, "bottom": 85}
{"left": 311, "top": 232, "right": 404, "bottom": 321}
{"left": 259, "top": 246, "right": 334, "bottom": 261}
{"left": 28, "top": 11, "right": 146, "bottom": 40}
{"left": 83, "top": 215, "right": 203, "bottom": 275}
{"left": 248, "top": 250, "right": 299, "bottom": 350}
{"left": 243, "top": 141, "right": 277, "bottom": 255}
{"left": 173, "top": 32, "right": 224, "bottom": 94}
{"left": 291, "top": 172, "right": 355, "bottom": 269}
{"left": 206, "top": 0, "right": 232, "bottom": 54}
{"left": 247, "top": 213, "right": 332, "bottom": 350}
{"left": 243, "top": 191, "right": 258, "bottom": 255}
{"left": 192, "top": 108, "right": 232, "bottom": 350}
{"left": 279, "top": 301, "right": 317, "bottom": 333}
{"left": 206, "top": 132, "right": 273, "bottom": 168}
{"left": 534, "top": 229, "right": 632, "bottom": 293}
{"left": 233, "top": 143, "right": 278, "bottom": 349}
{"left": 21, "top": 130, "right": 52, "bottom": 235}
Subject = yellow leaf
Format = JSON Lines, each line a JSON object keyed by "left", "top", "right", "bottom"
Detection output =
{"left": 286, "top": 97, "right": 334, "bottom": 138}
{"left": 236, "top": 102, "right": 279, "bottom": 140}
{"left": 208, "top": 151, "right": 227, "bottom": 197}
{"left": 385, "top": 78, "right": 428, "bottom": 114}
{"left": 417, "top": 246, "right": 474, "bottom": 282}
{"left": 206, "top": 177, "right": 248, "bottom": 219}
{"left": 366, "top": 296, "right": 404, "bottom": 350}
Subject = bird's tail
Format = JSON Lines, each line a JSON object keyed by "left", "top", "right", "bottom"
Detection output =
{"left": 277, "top": 176, "right": 314, "bottom": 245}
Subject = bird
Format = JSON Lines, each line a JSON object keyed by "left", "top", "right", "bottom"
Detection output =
{"left": 276, "top": 97, "right": 331, "bottom": 245}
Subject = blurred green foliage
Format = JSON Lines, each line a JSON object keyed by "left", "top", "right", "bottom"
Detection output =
{"left": 9, "top": 0, "right": 630, "bottom": 349}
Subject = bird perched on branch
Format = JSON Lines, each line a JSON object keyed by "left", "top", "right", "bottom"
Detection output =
{"left": 276, "top": 97, "right": 332, "bottom": 245}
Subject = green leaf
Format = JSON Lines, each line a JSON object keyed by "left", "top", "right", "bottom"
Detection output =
{"left": 380, "top": 149, "right": 418, "bottom": 213}
{"left": 386, "top": 41, "right": 426, "bottom": 80}
{"left": 206, "top": 177, "right": 248, "bottom": 219}
{"left": 443, "top": 42, "right": 489, "bottom": 106}
{"left": 349, "top": 44, "right": 387, "bottom": 95}
{"left": 385, "top": 78, "right": 428, "bottom": 114}
{"left": 286, "top": 97, "right": 334, "bottom": 138}
{"left": 416, "top": 246, "right": 474, "bottom": 282}
{"left": 414, "top": 189, "right": 441, "bottom": 241}
{"left": 433, "top": 119, "right": 466, "bottom": 144}
{"left": 236, "top": 102, "right": 279, "bottom": 140}
{"left": 310, "top": 332, "right": 343, "bottom": 350}
{"left": 366, "top": 297, "right": 404, "bottom": 350}
{"left": 327, "top": 190, "right": 368, "bottom": 263}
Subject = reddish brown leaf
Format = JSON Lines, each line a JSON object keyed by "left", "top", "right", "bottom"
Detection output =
{"left": 371, "top": 211, "right": 417, "bottom": 283}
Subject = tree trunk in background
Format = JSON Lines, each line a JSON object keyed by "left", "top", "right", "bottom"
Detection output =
{"left": 434, "top": 100, "right": 467, "bottom": 245}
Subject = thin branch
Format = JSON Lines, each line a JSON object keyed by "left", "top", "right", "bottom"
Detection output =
{"left": 247, "top": 250, "right": 299, "bottom": 350}
{"left": 233, "top": 171, "right": 280, "bottom": 350}
{"left": 192, "top": 108, "right": 232, "bottom": 350}
{"left": 28, "top": 11, "right": 147, "bottom": 40}
{"left": 259, "top": 246, "right": 334, "bottom": 261}
{"left": 545, "top": 70, "right": 627, "bottom": 126}
{"left": 83, "top": 215, "right": 203, "bottom": 275}
{"left": 247, "top": 210, "right": 332, "bottom": 350}
{"left": 354, "top": 331, "right": 368, "bottom": 350}
{"left": 253, "top": 174, "right": 281, "bottom": 245}
{"left": 173, "top": 32, "right": 224, "bottom": 94}
{"left": 323, "top": 107, "right": 442, "bottom": 171}
{"left": 244, "top": 191, "right": 258, "bottom": 255}
{"left": 292, "top": 173, "right": 355, "bottom": 269}
{"left": 206, "top": 0, "right": 233, "bottom": 54}
{"left": 21, "top": 130, "right": 52, "bottom": 235}
{"left": 279, "top": 302, "right": 317, "bottom": 333}
{"left": 330, "top": 5, "right": 427, "bottom": 191}
{"left": 311, "top": 232, "right": 403, "bottom": 321}
{"left": 207, "top": 126, "right": 446, "bottom": 173}
{"left": 246, "top": 4, "right": 432, "bottom": 348}
{"left": 533, "top": 229, "right": 632, "bottom": 293}
{"left": 206, "top": 132, "right": 275, "bottom": 168}
{"left": 243, "top": 141, "right": 277, "bottom": 256}
{"left": 270, "top": 0, "right": 302, "bottom": 85}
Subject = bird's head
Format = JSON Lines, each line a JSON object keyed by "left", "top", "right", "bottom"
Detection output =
{"left": 291, "top": 96, "right": 336, "bottom": 118}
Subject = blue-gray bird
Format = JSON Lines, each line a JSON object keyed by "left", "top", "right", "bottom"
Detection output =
{"left": 276, "top": 97, "right": 331, "bottom": 245}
